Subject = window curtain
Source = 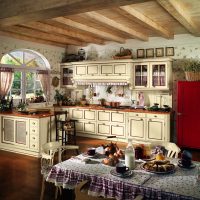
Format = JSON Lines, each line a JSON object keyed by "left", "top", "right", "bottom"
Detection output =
{"left": 0, "top": 67, "right": 13, "bottom": 98}
{"left": 38, "top": 70, "right": 50, "bottom": 103}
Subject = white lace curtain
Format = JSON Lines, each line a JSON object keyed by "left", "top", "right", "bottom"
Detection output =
{"left": 38, "top": 70, "right": 50, "bottom": 103}
{"left": 0, "top": 67, "right": 13, "bottom": 98}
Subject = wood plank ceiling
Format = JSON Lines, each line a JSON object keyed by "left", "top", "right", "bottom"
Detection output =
{"left": 0, "top": 0, "right": 199, "bottom": 47}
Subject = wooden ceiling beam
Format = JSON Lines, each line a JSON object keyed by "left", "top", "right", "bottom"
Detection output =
{"left": 0, "top": 30, "right": 66, "bottom": 48}
{"left": 84, "top": 11, "right": 148, "bottom": 41}
{"left": 157, "top": 0, "right": 200, "bottom": 36}
{"left": 0, "top": 26, "right": 85, "bottom": 46}
{"left": 53, "top": 17, "right": 125, "bottom": 43}
{"left": 0, "top": 0, "right": 150, "bottom": 27}
{"left": 22, "top": 22, "right": 105, "bottom": 45}
{"left": 119, "top": 6, "right": 174, "bottom": 39}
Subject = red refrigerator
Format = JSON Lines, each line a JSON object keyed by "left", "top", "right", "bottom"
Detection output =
{"left": 177, "top": 81, "right": 200, "bottom": 149}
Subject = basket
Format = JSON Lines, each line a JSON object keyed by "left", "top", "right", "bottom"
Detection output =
{"left": 185, "top": 72, "right": 200, "bottom": 81}
{"left": 113, "top": 47, "right": 132, "bottom": 59}
{"left": 113, "top": 55, "right": 132, "bottom": 59}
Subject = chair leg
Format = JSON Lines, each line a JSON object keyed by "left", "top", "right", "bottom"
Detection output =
{"left": 40, "top": 177, "right": 46, "bottom": 200}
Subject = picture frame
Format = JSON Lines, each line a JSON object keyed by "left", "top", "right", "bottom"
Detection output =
{"left": 165, "top": 47, "right": 174, "bottom": 56}
{"left": 137, "top": 49, "right": 145, "bottom": 58}
{"left": 146, "top": 48, "right": 154, "bottom": 58}
{"left": 156, "top": 48, "right": 164, "bottom": 57}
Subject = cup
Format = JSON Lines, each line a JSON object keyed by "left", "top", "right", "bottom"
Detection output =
{"left": 87, "top": 148, "right": 96, "bottom": 156}
{"left": 178, "top": 159, "right": 191, "bottom": 168}
{"left": 116, "top": 163, "right": 129, "bottom": 174}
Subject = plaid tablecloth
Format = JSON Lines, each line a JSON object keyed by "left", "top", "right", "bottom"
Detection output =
{"left": 46, "top": 155, "right": 200, "bottom": 200}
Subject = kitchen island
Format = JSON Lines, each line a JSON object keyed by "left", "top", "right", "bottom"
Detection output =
{"left": 0, "top": 111, "right": 54, "bottom": 157}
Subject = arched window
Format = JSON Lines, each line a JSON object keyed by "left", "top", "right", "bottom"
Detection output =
{"left": 0, "top": 49, "right": 50, "bottom": 103}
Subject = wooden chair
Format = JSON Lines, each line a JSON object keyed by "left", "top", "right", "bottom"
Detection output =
{"left": 40, "top": 141, "right": 79, "bottom": 200}
{"left": 54, "top": 111, "right": 78, "bottom": 146}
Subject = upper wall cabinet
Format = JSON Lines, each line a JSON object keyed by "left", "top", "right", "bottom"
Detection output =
{"left": 72, "top": 60, "right": 133, "bottom": 84}
{"left": 60, "top": 63, "right": 75, "bottom": 88}
{"left": 132, "top": 58, "right": 172, "bottom": 90}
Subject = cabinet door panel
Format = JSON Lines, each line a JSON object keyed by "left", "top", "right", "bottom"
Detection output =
{"left": 84, "top": 110, "right": 96, "bottom": 120}
{"left": 97, "top": 124, "right": 110, "bottom": 135}
{"left": 98, "top": 111, "right": 110, "bottom": 122}
{"left": 111, "top": 112, "right": 124, "bottom": 123}
{"left": 16, "top": 120, "right": 27, "bottom": 145}
{"left": 3, "top": 118, "right": 14, "bottom": 142}
{"left": 111, "top": 125, "right": 125, "bottom": 137}
{"left": 76, "top": 121, "right": 84, "bottom": 132}
{"left": 87, "top": 65, "right": 98, "bottom": 75}
{"left": 129, "top": 118, "right": 145, "bottom": 139}
{"left": 101, "top": 65, "right": 113, "bottom": 74}
{"left": 84, "top": 122, "right": 96, "bottom": 134}
{"left": 76, "top": 66, "right": 86, "bottom": 75}
{"left": 147, "top": 119, "right": 164, "bottom": 140}
{"left": 114, "top": 64, "right": 126, "bottom": 74}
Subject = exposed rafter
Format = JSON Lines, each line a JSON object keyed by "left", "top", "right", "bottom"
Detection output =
{"left": 0, "top": 26, "right": 85, "bottom": 46}
{"left": 53, "top": 17, "right": 125, "bottom": 43}
{"left": 0, "top": 0, "right": 149, "bottom": 27}
{"left": 84, "top": 11, "right": 148, "bottom": 41}
{"left": 0, "top": 30, "right": 66, "bottom": 47}
{"left": 21, "top": 22, "right": 105, "bottom": 45}
{"left": 157, "top": 0, "right": 200, "bottom": 36}
{"left": 119, "top": 6, "right": 174, "bottom": 39}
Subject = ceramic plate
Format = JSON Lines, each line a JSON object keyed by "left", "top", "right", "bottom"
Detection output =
{"left": 141, "top": 163, "right": 175, "bottom": 174}
{"left": 110, "top": 169, "right": 133, "bottom": 178}
{"left": 178, "top": 162, "right": 196, "bottom": 169}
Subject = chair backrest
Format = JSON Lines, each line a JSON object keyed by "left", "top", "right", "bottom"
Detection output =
{"left": 151, "top": 141, "right": 181, "bottom": 158}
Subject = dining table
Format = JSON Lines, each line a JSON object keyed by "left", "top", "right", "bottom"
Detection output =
{"left": 46, "top": 153, "right": 200, "bottom": 200}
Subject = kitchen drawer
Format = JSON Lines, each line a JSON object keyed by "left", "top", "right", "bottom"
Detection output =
{"left": 76, "top": 121, "right": 84, "bottom": 132}
{"left": 146, "top": 113, "right": 165, "bottom": 119}
{"left": 98, "top": 111, "right": 110, "bottom": 122}
{"left": 129, "top": 112, "right": 146, "bottom": 118}
{"left": 97, "top": 123, "right": 110, "bottom": 135}
{"left": 114, "top": 64, "right": 126, "bottom": 75}
{"left": 71, "top": 109, "right": 83, "bottom": 119}
{"left": 84, "top": 122, "right": 96, "bottom": 134}
{"left": 84, "top": 110, "right": 96, "bottom": 120}
{"left": 111, "top": 112, "right": 125, "bottom": 123}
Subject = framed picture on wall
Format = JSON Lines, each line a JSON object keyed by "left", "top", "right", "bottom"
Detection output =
{"left": 146, "top": 48, "right": 154, "bottom": 58}
{"left": 137, "top": 49, "right": 145, "bottom": 58}
{"left": 156, "top": 48, "right": 164, "bottom": 57}
{"left": 166, "top": 47, "right": 174, "bottom": 56}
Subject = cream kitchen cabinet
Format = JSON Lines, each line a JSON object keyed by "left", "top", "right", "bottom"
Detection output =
{"left": 97, "top": 110, "right": 126, "bottom": 138}
{"left": 132, "top": 58, "right": 172, "bottom": 90}
{"left": 128, "top": 112, "right": 170, "bottom": 142}
{"left": 0, "top": 115, "right": 51, "bottom": 157}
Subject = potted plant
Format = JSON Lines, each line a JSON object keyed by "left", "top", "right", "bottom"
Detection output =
{"left": 177, "top": 58, "right": 200, "bottom": 81}
{"left": 99, "top": 98, "right": 106, "bottom": 106}
{"left": 54, "top": 90, "right": 63, "bottom": 106}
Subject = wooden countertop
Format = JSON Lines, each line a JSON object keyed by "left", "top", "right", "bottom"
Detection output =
{"left": 0, "top": 111, "right": 54, "bottom": 118}
{"left": 55, "top": 105, "right": 171, "bottom": 115}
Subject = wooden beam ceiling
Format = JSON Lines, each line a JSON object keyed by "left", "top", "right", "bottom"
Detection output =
{"left": 0, "top": 0, "right": 150, "bottom": 27}
{"left": 53, "top": 17, "right": 125, "bottom": 43}
{"left": 157, "top": 0, "right": 200, "bottom": 36}
{"left": 0, "top": 30, "right": 66, "bottom": 47}
{"left": 21, "top": 22, "right": 105, "bottom": 45}
{"left": 119, "top": 6, "right": 174, "bottom": 39}
{"left": 84, "top": 11, "right": 148, "bottom": 41}
{"left": 0, "top": 26, "right": 85, "bottom": 46}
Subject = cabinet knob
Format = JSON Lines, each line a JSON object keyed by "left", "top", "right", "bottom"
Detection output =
{"left": 32, "top": 129, "right": 35, "bottom": 132}
{"left": 136, "top": 114, "right": 139, "bottom": 116}
{"left": 154, "top": 115, "right": 157, "bottom": 118}
{"left": 33, "top": 137, "right": 35, "bottom": 140}
{"left": 140, "top": 118, "right": 143, "bottom": 121}
{"left": 32, "top": 144, "right": 35, "bottom": 147}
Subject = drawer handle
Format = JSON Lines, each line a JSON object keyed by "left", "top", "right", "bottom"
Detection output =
{"left": 32, "top": 137, "right": 35, "bottom": 140}
{"left": 136, "top": 114, "right": 139, "bottom": 116}
{"left": 103, "top": 123, "right": 105, "bottom": 125}
{"left": 32, "top": 129, "right": 35, "bottom": 132}
{"left": 32, "top": 122, "right": 35, "bottom": 125}
{"left": 140, "top": 118, "right": 143, "bottom": 121}
{"left": 149, "top": 119, "right": 152, "bottom": 121}
{"left": 154, "top": 115, "right": 157, "bottom": 117}
{"left": 32, "top": 144, "right": 35, "bottom": 147}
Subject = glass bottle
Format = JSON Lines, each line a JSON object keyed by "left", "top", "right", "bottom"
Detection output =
{"left": 125, "top": 139, "right": 135, "bottom": 170}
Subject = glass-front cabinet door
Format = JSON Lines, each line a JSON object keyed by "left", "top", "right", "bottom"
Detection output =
{"left": 133, "top": 63, "right": 149, "bottom": 88}
{"left": 150, "top": 63, "right": 167, "bottom": 89}
{"left": 60, "top": 63, "right": 74, "bottom": 88}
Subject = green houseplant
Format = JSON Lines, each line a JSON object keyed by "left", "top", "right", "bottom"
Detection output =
{"left": 178, "top": 58, "right": 200, "bottom": 81}
{"left": 54, "top": 90, "right": 64, "bottom": 106}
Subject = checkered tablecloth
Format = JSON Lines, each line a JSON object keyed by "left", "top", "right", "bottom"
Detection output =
{"left": 46, "top": 155, "right": 200, "bottom": 200}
